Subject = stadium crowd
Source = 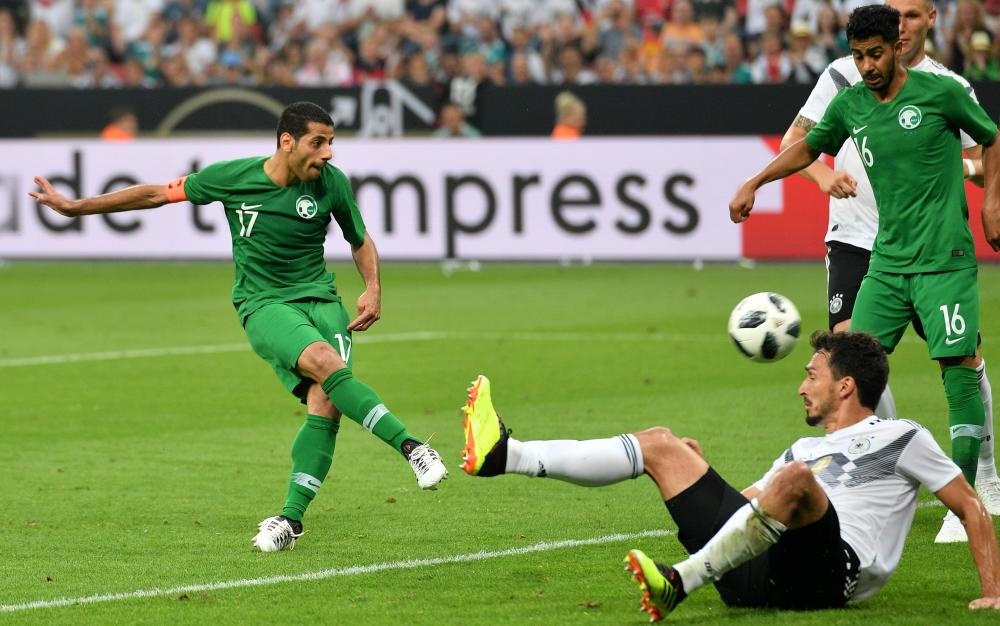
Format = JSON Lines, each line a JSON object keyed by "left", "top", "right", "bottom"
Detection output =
{"left": 2, "top": 0, "right": 1000, "bottom": 90}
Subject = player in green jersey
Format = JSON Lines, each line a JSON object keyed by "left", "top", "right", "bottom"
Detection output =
{"left": 729, "top": 5, "right": 1000, "bottom": 536}
{"left": 28, "top": 102, "right": 448, "bottom": 552}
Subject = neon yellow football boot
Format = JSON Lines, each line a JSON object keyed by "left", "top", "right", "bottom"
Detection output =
{"left": 624, "top": 549, "right": 687, "bottom": 621}
{"left": 461, "top": 375, "right": 510, "bottom": 476}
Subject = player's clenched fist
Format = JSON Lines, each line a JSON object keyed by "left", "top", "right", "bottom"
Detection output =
{"left": 729, "top": 183, "right": 756, "bottom": 223}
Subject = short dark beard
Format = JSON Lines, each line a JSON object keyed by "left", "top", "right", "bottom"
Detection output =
{"left": 805, "top": 412, "right": 823, "bottom": 427}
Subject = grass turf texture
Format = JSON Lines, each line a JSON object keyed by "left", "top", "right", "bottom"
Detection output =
{"left": 2, "top": 261, "right": 998, "bottom": 625}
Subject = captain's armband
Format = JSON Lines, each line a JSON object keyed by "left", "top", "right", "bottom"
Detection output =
{"left": 165, "top": 176, "right": 188, "bottom": 203}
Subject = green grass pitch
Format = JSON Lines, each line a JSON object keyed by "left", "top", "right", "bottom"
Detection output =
{"left": 2, "top": 260, "right": 999, "bottom": 625}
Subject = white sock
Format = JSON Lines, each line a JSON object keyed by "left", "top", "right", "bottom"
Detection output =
{"left": 978, "top": 360, "right": 997, "bottom": 480}
{"left": 504, "top": 434, "right": 644, "bottom": 486}
{"left": 875, "top": 383, "right": 896, "bottom": 420}
{"left": 672, "top": 500, "right": 786, "bottom": 595}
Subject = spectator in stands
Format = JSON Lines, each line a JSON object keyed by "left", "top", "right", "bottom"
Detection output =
{"left": 18, "top": 20, "right": 63, "bottom": 82}
{"left": 84, "top": 46, "right": 122, "bottom": 88}
{"left": 354, "top": 33, "right": 387, "bottom": 82}
{"left": 75, "top": 0, "right": 110, "bottom": 51}
{"left": 552, "top": 90, "right": 586, "bottom": 139}
{"left": 101, "top": 105, "right": 138, "bottom": 141}
{"left": 786, "top": 20, "right": 825, "bottom": 83}
{"left": 297, "top": 36, "right": 354, "bottom": 86}
{"left": 750, "top": 30, "right": 790, "bottom": 82}
{"left": 508, "top": 51, "right": 532, "bottom": 84}
{"left": 684, "top": 45, "right": 709, "bottom": 82}
{"left": 30, "top": 0, "right": 74, "bottom": 40}
{"left": 599, "top": 0, "right": 643, "bottom": 61}
{"left": 114, "top": 0, "right": 162, "bottom": 46}
{"left": 506, "top": 25, "right": 547, "bottom": 83}
{"left": 815, "top": 5, "right": 848, "bottom": 61}
{"left": 700, "top": 14, "right": 725, "bottom": 67}
{"left": 265, "top": 51, "right": 297, "bottom": 85}
{"left": 449, "top": 50, "right": 491, "bottom": 124}
{"left": 204, "top": 0, "right": 258, "bottom": 45}
{"left": 945, "top": 0, "right": 989, "bottom": 74}
{"left": 719, "top": 32, "right": 752, "bottom": 83}
{"left": 651, "top": 41, "right": 685, "bottom": 82}
{"left": 552, "top": 43, "right": 598, "bottom": 83}
{"left": 965, "top": 30, "right": 999, "bottom": 79}
{"left": 0, "top": 8, "right": 22, "bottom": 87}
{"left": 433, "top": 101, "right": 481, "bottom": 136}
{"left": 594, "top": 53, "right": 622, "bottom": 82}
{"left": 634, "top": 0, "right": 668, "bottom": 32}
{"left": 409, "top": 0, "right": 447, "bottom": 24}
{"left": 661, "top": 0, "right": 705, "bottom": 48}
{"left": 401, "top": 50, "right": 433, "bottom": 86}
{"left": 164, "top": 17, "right": 217, "bottom": 81}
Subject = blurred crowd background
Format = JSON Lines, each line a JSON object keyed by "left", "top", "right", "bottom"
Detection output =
{"left": 2, "top": 0, "right": 999, "bottom": 93}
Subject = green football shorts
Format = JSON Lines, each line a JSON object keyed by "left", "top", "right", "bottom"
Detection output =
{"left": 244, "top": 300, "right": 353, "bottom": 401}
{"left": 851, "top": 267, "right": 979, "bottom": 359}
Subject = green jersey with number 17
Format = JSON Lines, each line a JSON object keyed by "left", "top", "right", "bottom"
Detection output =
{"left": 804, "top": 69, "right": 998, "bottom": 273}
{"left": 173, "top": 156, "right": 366, "bottom": 324}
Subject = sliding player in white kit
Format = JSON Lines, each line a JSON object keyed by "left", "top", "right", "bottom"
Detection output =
{"left": 460, "top": 332, "right": 1000, "bottom": 620}
{"left": 778, "top": 0, "right": 1000, "bottom": 541}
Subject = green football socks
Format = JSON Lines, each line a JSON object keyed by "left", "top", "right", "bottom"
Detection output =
{"left": 282, "top": 414, "right": 339, "bottom": 522}
{"left": 321, "top": 368, "right": 420, "bottom": 456}
{"left": 943, "top": 365, "right": 985, "bottom": 484}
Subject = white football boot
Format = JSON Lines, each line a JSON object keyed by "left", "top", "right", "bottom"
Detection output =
{"left": 252, "top": 516, "right": 303, "bottom": 552}
{"left": 975, "top": 475, "right": 1000, "bottom": 516}
{"left": 934, "top": 510, "right": 968, "bottom": 544}
{"left": 408, "top": 442, "right": 448, "bottom": 489}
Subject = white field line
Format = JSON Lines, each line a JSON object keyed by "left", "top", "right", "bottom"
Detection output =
{"left": 0, "top": 331, "right": 712, "bottom": 368}
{"left": 0, "top": 528, "right": 673, "bottom": 613}
{"left": 1, "top": 328, "right": 959, "bottom": 369}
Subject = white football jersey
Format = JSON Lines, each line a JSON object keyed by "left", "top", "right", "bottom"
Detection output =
{"left": 752, "top": 417, "right": 960, "bottom": 601}
{"left": 798, "top": 56, "right": 979, "bottom": 250}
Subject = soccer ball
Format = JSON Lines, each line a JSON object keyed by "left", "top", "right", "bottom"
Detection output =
{"left": 727, "top": 292, "right": 801, "bottom": 362}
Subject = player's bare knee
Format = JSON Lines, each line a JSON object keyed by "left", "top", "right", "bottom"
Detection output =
{"left": 298, "top": 341, "right": 346, "bottom": 380}
{"left": 768, "top": 462, "right": 814, "bottom": 500}
{"left": 635, "top": 427, "right": 677, "bottom": 455}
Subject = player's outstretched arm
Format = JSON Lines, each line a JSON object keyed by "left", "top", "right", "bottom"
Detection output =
{"left": 729, "top": 139, "right": 822, "bottom": 224}
{"left": 29, "top": 176, "right": 172, "bottom": 216}
{"left": 780, "top": 117, "right": 857, "bottom": 199}
{"left": 935, "top": 476, "right": 1000, "bottom": 609}
{"left": 347, "top": 232, "right": 381, "bottom": 332}
{"left": 981, "top": 133, "right": 1000, "bottom": 251}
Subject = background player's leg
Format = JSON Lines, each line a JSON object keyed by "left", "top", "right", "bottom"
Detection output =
{"left": 281, "top": 384, "right": 341, "bottom": 523}
{"left": 940, "top": 358, "right": 986, "bottom": 485}
{"left": 973, "top": 355, "right": 1000, "bottom": 514}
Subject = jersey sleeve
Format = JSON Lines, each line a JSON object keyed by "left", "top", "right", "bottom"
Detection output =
{"left": 942, "top": 77, "right": 999, "bottom": 147}
{"left": 328, "top": 166, "right": 366, "bottom": 247}
{"left": 896, "top": 427, "right": 962, "bottom": 493}
{"left": 960, "top": 83, "right": 980, "bottom": 149}
{"left": 804, "top": 90, "right": 851, "bottom": 156}
{"left": 798, "top": 64, "right": 843, "bottom": 124}
{"left": 182, "top": 161, "right": 232, "bottom": 206}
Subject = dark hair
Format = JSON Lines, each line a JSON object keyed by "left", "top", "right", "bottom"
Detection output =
{"left": 810, "top": 331, "right": 888, "bottom": 411}
{"left": 276, "top": 102, "right": 333, "bottom": 147}
{"left": 846, "top": 5, "right": 900, "bottom": 45}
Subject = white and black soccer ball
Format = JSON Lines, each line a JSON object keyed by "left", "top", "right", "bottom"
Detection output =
{"left": 727, "top": 292, "right": 801, "bottom": 362}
